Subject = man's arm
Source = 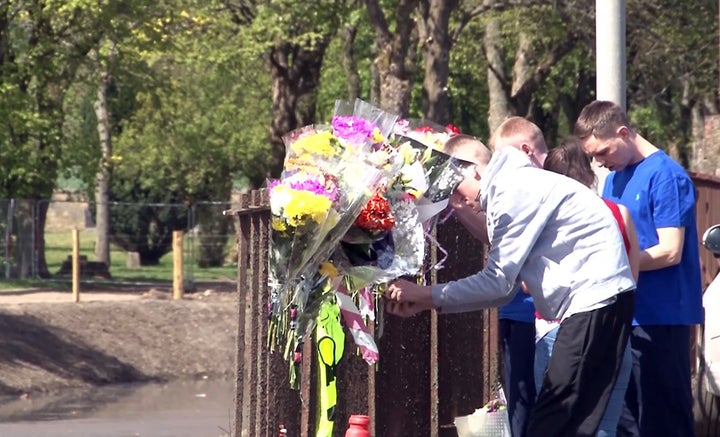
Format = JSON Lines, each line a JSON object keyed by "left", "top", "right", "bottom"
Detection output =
{"left": 453, "top": 208, "right": 489, "bottom": 244}
{"left": 637, "top": 172, "right": 694, "bottom": 271}
{"left": 448, "top": 191, "right": 489, "bottom": 244}
{"left": 639, "top": 226, "right": 684, "bottom": 271}
{"left": 429, "top": 179, "right": 553, "bottom": 313}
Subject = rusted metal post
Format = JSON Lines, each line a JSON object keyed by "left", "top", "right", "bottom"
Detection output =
{"left": 436, "top": 217, "right": 494, "bottom": 436}
{"left": 172, "top": 230, "right": 184, "bottom": 300}
{"left": 229, "top": 195, "right": 248, "bottom": 437}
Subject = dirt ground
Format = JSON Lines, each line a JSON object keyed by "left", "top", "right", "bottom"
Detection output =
{"left": 0, "top": 282, "right": 239, "bottom": 397}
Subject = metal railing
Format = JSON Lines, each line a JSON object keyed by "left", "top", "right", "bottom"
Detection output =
{"left": 229, "top": 170, "right": 720, "bottom": 436}
{"left": 227, "top": 190, "right": 497, "bottom": 437}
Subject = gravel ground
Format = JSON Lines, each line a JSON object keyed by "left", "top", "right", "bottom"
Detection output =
{"left": 0, "top": 284, "right": 238, "bottom": 397}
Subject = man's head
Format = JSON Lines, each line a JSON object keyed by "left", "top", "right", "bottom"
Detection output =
{"left": 574, "top": 100, "right": 639, "bottom": 172}
{"left": 489, "top": 116, "right": 548, "bottom": 168}
{"left": 443, "top": 134, "right": 492, "bottom": 167}
{"left": 442, "top": 134, "right": 492, "bottom": 211}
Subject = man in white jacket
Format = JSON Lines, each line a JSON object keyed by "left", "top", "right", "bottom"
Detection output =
{"left": 387, "top": 146, "right": 636, "bottom": 437}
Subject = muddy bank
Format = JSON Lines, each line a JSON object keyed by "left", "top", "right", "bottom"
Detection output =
{"left": 0, "top": 291, "right": 238, "bottom": 397}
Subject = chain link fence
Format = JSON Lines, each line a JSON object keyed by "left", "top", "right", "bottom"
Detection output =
{"left": 1, "top": 197, "right": 239, "bottom": 287}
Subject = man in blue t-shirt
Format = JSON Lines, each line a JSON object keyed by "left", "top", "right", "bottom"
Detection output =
{"left": 577, "top": 101, "right": 703, "bottom": 437}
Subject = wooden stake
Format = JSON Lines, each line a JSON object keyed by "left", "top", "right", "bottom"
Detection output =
{"left": 173, "top": 230, "right": 184, "bottom": 300}
{"left": 72, "top": 228, "right": 80, "bottom": 303}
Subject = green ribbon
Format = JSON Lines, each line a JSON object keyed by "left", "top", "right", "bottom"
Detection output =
{"left": 315, "top": 299, "right": 345, "bottom": 437}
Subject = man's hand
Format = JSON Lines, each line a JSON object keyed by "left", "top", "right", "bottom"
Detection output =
{"left": 387, "top": 279, "right": 428, "bottom": 303}
{"left": 385, "top": 279, "right": 435, "bottom": 317}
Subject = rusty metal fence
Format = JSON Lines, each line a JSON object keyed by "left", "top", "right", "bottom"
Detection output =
{"left": 229, "top": 190, "right": 497, "bottom": 437}
{"left": 230, "top": 171, "right": 720, "bottom": 437}
{"left": 692, "top": 172, "right": 720, "bottom": 436}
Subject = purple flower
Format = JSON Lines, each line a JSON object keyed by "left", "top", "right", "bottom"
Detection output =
{"left": 271, "top": 173, "right": 339, "bottom": 202}
{"left": 332, "top": 116, "right": 376, "bottom": 144}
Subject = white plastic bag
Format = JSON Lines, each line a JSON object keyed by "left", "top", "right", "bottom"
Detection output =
{"left": 454, "top": 392, "right": 511, "bottom": 437}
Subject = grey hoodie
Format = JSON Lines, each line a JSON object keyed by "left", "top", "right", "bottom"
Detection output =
{"left": 431, "top": 147, "right": 636, "bottom": 320}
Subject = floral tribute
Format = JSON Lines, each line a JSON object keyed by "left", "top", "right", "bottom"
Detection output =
{"left": 266, "top": 99, "right": 475, "bottom": 389}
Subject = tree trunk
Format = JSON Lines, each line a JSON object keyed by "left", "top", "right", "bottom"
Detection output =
{"left": 511, "top": 32, "right": 534, "bottom": 118}
{"left": 370, "top": 43, "right": 381, "bottom": 106}
{"left": 483, "top": 4, "right": 579, "bottom": 133}
{"left": 341, "top": 24, "right": 361, "bottom": 101}
{"left": 268, "top": 40, "right": 330, "bottom": 178}
{"left": 692, "top": 94, "right": 720, "bottom": 175}
{"left": 196, "top": 201, "right": 232, "bottom": 268}
{"left": 420, "top": 0, "right": 458, "bottom": 125}
{"left": 94, "top": 69, "right": 112, "bottom": 266}
{"left": 365, "top": 0, "right": 419, "bottom": 116}
{"left": 8, "top": 199, "right": 49, "bottom": 279}
{"left": 484, "top": 16, "right": 513, "bottom": 132}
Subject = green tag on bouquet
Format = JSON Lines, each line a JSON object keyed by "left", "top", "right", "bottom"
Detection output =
{"left": 315, "top": 300, "right": 345, "bottom": 437}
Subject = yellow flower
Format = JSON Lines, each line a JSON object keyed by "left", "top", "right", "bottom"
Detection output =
{"left": 290, "top": 131, "right": 338, "bottom": 158}
{"left": 271, "top": 219, "right": 287, "bottom": 232}
{"left": 318, "top": 262, "right": 340, "bottom": 278}
{"left": 371, "top": 128, "right": 387, "bottom": 144}
{"left": 284, "top": 189, "right": 332, "bottom": 227}
{"left": 397, "top": 142, "right": 418, "bottom": 165}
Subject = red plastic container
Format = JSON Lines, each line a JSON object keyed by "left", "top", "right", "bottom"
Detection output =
{"left": 345, "top": 414, "right": 371, "bottom": 437}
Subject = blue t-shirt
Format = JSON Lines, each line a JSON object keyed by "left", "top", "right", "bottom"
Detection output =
{"left": 603, "top": 150, "right": 703, "bottom": 325}
{"left": 498, "top": 290, "right": 535, "bottom": 322}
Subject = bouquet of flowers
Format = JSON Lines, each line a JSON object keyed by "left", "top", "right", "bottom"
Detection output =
{"left": 333, "top": 120, "right": 475, "bottom": 287}
{"left": 268, "top": 99, "right": 479, "bottom": 387}
{"left": 394, "top": 120, "right": 476, "bottom": 222}
{"left": 267, "top": 99, "right": 401, "bottom": 369}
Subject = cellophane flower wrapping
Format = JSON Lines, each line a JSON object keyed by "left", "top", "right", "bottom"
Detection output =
{"left": 267, "top": 99, "right": 401, "bottom": 364}
{"left": 394, "top": 120, "right": 476, "bottom": 219}
{"left": 331, "top": 121, "right": 476, "bottom": 313}
{"left": 333, "top": 119, "right": 471, "bottom": 289}
{"left": 333, "top": 162, "right": 426, "bottom": 293}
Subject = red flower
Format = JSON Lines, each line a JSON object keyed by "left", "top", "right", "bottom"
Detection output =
{"left": 355, "top": 189, "right": 395, "bottom": 233}
{"left": 416, "top": 125, "right": 435, "bottom": 134}
{"left": 445, "top": 124, "right": 461, "bottom": 135}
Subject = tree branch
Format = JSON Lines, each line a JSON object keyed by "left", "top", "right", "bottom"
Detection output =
{"left": 364, "top": 0, "right": 391, "bottom": 43}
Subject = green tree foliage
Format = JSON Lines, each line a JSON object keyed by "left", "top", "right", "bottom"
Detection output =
{"left": 0, "top": 0, "right": 110, "bottom": 198}
{"left": 625, "top": 0, "right": 719, "bottom": 166}
{"left": 0, "top": 0, "right": 124, "bottom": 277}
{"left": 104, "top": 2, "right": 272, "bottom": 265}
{"left": 99, "top": 172, "right": 190, "bottom": 266}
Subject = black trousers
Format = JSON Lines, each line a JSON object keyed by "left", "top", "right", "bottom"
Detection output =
{"left": 616, "top": 325, "right": 694, "bottom": 437}
{"left": 526, "top": 291, "right": 635, "bottom": 437}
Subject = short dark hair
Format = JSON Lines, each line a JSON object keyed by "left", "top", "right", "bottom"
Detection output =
{"left": 543, "top": 136, "right": 596, "bottom": 188}
{"left": 574, "top": 100, "right": 631, "bottom": 139}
